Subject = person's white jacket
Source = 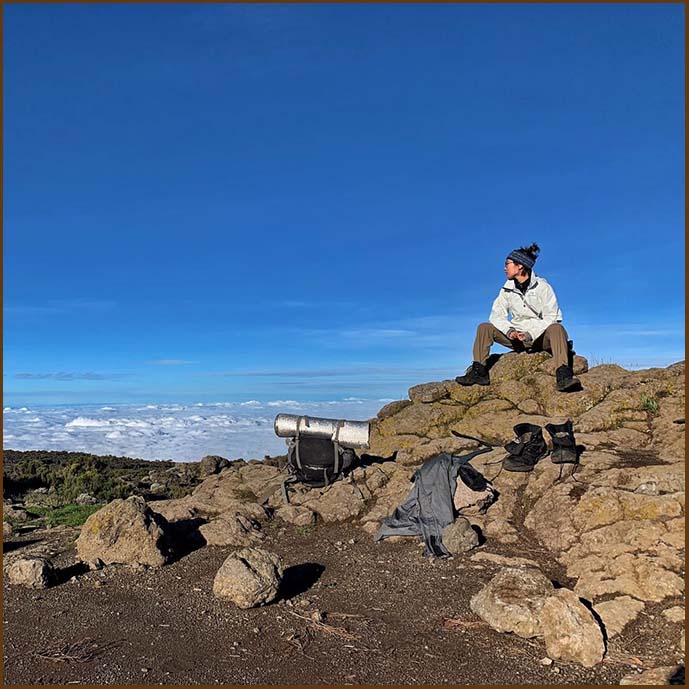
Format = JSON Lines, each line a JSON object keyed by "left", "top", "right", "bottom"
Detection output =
{"left": 489, "top": 272, "right": 562, "bottom": 342}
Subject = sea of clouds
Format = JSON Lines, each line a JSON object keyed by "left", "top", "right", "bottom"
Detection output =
{"left": 2, "top": 398, "right": 392, "bottom": 462}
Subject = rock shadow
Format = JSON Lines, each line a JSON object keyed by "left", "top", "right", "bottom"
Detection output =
{"left": 3, "top": 539, "right": 41, "bottom": 553}
{"left": 470, "top": 524, "right": 486, "bottom": 547}
{"left": 578, "top": 596, "right": 609, "bottom": 648}
{"left": 358, "top": 452, "right": 396, "bottom": 467}
{"left": 670, "top": 665, "right": 685, "bottom": 685}
{"left": 484, "top": 341, "right": 577, "bottom": 372}
{"left": 278, "top": 562, "right": 325, "bottom": 601}
{"left": 53, "top": 562, "right": 90, "bottom": 586}
{"left": 485, "top": 352, "right": 505, "bottom": 371}
{"left": 165, "top": 518, "right": 207, "bottom": 563}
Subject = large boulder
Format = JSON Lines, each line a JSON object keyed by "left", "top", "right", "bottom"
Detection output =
{"left": 539, "top": 589, "right": 605, "bottom": 667}
{"left": 470, "top": 567, "right": 554, "bottom": 638}
{"left": 6, "top": 556, "right": 56, "bottom": 589}
{"left": 76, "top": 496, "right": 170, "bottom": 568}
{"left": 212, "top": 547, "right": 283, "bottom": 609}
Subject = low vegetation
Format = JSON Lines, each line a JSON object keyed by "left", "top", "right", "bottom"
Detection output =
{"left": 3, "top": 449, "right": 198, "bottom": 507}
{"left": 640, "top": 393, "right": 660, "bottom": 416}
{"left": 23, "top": 503, "right": 105, "bottom": 528}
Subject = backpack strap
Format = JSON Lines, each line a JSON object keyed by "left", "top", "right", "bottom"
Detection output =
{"left": 450, "top": 430, "right": 501, "bottom": 448}
{"left": 293, "top": 415, "right": 311, "bottom": 471}
{"left": 332, "top": 420, "right": 344, "bottom": 477}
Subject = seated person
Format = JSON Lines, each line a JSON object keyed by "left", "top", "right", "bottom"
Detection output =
{"left": 456, "top": 243, "right": 581, "bottom": 392}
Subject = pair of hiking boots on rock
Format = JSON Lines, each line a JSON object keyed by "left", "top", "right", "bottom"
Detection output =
{"left": 456, "top": 361, "right": 581, "bottom": 393}
{"left": 502, "top": 420, "right": 577, "bottom": 472}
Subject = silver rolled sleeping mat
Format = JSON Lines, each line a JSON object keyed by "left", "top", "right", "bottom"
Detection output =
{"left": 273, "top": 413, "right": 370, "bottom": 450}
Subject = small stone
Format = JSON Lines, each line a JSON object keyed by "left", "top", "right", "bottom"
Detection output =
{"left": 539, "top": 657, "right": 553, "bottom": 666}
{"left": 3, "top": 521, "right": 14, "bottom": 540}
{"left": 662, "top": 606, "right": 684, "bottom": 623}
{"left": 442, "top": 517, "right": 479, "bottom": 553}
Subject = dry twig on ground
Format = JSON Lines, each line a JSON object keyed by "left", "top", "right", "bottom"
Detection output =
{"left": 35, "top": 637, "right": 108, "bottom": 664}
{"left": 603, "top": 650, "right": 647, "bottom": 668}
{"left": 288, "top": 610, "right": 361, "bottom": 641}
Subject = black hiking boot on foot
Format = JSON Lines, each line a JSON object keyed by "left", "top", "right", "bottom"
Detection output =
{"left": 502, "top": 423, "right": 548, "bottom": 472}
{"left": 556, "top": 365, "right": 582, "bottom": 392}
{"left": 545, "top": 419, "right": 578, "bottom": 464}
{"left": 455, "top": 362, "right": 490, "bottom": 387}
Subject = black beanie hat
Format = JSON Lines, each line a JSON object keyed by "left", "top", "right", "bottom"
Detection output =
{"left": 506, "top": 248, "right": 536, "bottom": 271}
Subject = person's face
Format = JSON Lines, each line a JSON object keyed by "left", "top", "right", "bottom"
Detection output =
{"left": 504, "top": 259, "right": 522, "bottom": 280}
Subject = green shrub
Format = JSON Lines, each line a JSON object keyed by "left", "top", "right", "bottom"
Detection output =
{"left": 640, "top": 393, "right": 660, "bottom": 415}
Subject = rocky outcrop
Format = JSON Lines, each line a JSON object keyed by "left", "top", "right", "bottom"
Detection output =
{"left": 349, "top": 356, "right": 683, "bottom": 667}
{"left": 364, "top": 356, "right": 685, "bottom": 610}
{"left": 275, "top": 505, "right": 316, "bottom": 527}
{"left": 198, "top": 512, "right": 264, "bottom": 547}
{"left": 593, "top": 596, "right": 646, "bottom": 638}
{"left": 369, "top": 355, "right": 683, "bottom": 461}
{"left": 150, "top": 462, "right": 273, "bottom": 523}
{"left": 198, "top": 455, "right": 231, "bottom": 477}
{"left": 212, "top": 547, "right": 283, "bottom": 609}
{"left": 76, "top": 495, "right": 170, "bottom": 568}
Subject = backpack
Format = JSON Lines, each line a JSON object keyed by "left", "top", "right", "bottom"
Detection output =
{"left": 285, "top": 435, "right": 356, "bottom": 489}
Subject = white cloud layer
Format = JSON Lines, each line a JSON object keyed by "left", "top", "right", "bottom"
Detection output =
{"left": 3, "top": 398, "right": 387, "bottom": 462}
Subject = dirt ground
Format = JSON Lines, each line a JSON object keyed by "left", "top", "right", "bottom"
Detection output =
{"left": 3, "top": 518, "right": 685, "bottom": 685}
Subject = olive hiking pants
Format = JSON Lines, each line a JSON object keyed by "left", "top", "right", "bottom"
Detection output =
{"left": 473, "top": 322, "right": 570, "bottom": 368}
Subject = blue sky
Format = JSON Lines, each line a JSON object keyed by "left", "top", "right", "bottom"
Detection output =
{"left": 4, "top": 3, "right": 685, "bottom": 407}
